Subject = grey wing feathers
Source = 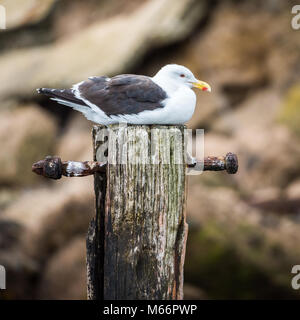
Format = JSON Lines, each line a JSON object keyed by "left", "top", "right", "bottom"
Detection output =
{"left": 37, "top": 74, "right": 167, "bottom": 117}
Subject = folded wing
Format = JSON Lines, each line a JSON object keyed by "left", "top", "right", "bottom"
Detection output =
{"left": 37, "top": 75, "right": 167, "bottom": 119}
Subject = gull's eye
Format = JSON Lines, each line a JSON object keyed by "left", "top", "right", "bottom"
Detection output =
{"left": 180, "top": 74, "right": 185, "bottom": 78}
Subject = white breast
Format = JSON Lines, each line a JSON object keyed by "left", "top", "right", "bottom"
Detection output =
{"left": 106, "top": 87, "right": 195, "bottom": 125}
{"left": 159, "top": 86, "right": 196, "bottom": 124}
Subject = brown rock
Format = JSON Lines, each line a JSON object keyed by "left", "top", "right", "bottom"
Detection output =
{"left": 37, "top": 236, "right": 87, "bottom": 299}
{"left": 1, "top": 177, "right": 94, "bottom": 260}
{"left": 0, "top": 0, "right": 207, "bottom": 100}
{"left": 0, "top": 219, "right": 38, "bottom": 300}
{"left": 278, "top": 84, "right": 300, "bottom": 136}
{"left": 56, "top": 114, "right": 93, "bottom": 161}
{"left": 186, "top": 182, "right": 300, "bottom": 294}
{"left": 183, "top": 283, "right": 207, "bottom": 300}
{"left": 1, "top": 0, "right": 56, "bottom": 30}
{"left": 250, "top": 187, "right": 282, "bottom": 205}
{"left": 286, "top": 180, "right": 300, "bottom": 200}
{"left": 178, "top": 2, "right": 300, "bottom": 129}
{"left": 198, "top": 88, "right": 300, "bottom": 193}
{"left": 0, "top": 105, "right": 57, "bottom": 186}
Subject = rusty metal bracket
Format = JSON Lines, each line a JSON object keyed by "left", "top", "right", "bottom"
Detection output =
{"left": 32, "top": 153, "right": 238, "bottom": 179}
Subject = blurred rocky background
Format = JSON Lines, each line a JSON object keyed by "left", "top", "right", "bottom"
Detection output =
{"left": 0, "top": 0, "right": 300, "bottom": 299}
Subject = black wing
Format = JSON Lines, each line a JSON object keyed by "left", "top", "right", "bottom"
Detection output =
{"left": 36, "top": 88, "right": 86, "bottom": 106}
{"left": 37, "top": 75, "right": 167, "bottom": 116}
{"left": 78, "top": 75, "right": 168, "bottom": 116}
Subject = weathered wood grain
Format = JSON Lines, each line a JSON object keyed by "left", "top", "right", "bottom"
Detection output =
{"left": 87, "top": 124, "right": 188, "bottom": 300}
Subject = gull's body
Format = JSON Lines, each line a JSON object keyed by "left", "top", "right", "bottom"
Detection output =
{"left": 37, "top": 64, "right": 211, "bottom": 125}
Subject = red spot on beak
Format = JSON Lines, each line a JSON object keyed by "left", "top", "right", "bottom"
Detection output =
{"left": 202, "top": 87, "right": 208, "bottom": 91}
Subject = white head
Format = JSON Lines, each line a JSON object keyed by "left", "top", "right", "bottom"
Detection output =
{"left": 153, "top": 64, "right": 211, "bottom": 92}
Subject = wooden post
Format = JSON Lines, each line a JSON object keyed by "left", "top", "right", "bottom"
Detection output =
{"left": 31, "top": 126, "right": 237, "bottom": 300}
{"left": 87, "top": 124, "right": 188, "bottom": 300}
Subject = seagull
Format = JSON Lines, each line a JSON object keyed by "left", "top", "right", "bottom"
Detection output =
{"left": 37, "top": 64, "right": 211, "bottom": 125}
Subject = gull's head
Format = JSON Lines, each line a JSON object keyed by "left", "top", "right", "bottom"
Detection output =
{"left": 154, "top": 64, "right": 211, "bottom": 92}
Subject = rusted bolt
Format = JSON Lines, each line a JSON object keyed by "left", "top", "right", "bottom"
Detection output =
{"left": 187, "top": 152, "right": 238, "bottom": 174}
{"left": 32, "top": 156, "right": 63, "bottom": 179}
{"left": 225, "top": 152, "right": 238, "bottom": 174}
{"left": 32, "top": 156, "right": 106, "bottom": 179}
{"left": 33, "top": 153, "right": 238, "bottom": 179}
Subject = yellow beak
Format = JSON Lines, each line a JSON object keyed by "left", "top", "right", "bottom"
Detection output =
{"left": 192, "top": 80, "right": 211, "bottom": 92}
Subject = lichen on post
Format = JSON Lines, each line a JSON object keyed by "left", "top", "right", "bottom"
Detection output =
{"left": 87, "top": 124, "right": 188, "bottom": 300}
